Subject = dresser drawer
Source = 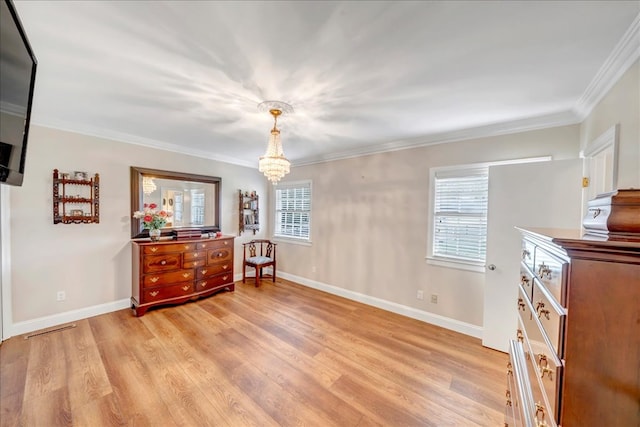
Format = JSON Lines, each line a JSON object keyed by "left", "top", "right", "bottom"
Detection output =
{"left": 143, "top": 242, "right": 198, "bottom": 255}
{"left": 198, "top": 238, "right": 231, "bottom": 250}
{"left": 143, "top": 282, "right": 193, "bottom": 302}
{"left": 533, "top": 246, "right": 567, "bottom": 306}
{"left": 184, "top": 250, "right": 206, "bottom": 261}
{"left": 195, "top": 273, "right": 233, "bottom": 292}
{"left": 532, "top": 280, "right": 565, "bottom": 357}
{"left": 207, "top": 247, "right": 232, "bottom": 263}
{"left": 142, "top": 253, "right": 182, "bottom": 273}
{"left": 142, "top": 269, "right": 194, "bottom": 287}
{"left": 519, "top": 315, "right": 562, "bottom": 425}
{"left": 183, "top": 258, "right": 206, "bottom": 269}
{"left": 196, "top": 263, "right": 232, "bottom": 279}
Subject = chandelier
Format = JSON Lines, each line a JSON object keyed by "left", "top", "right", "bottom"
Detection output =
{"left": 258, "top": 101, "right": 292, "bottom": 184}
{"left": 142, "top": 176, "right": 156, "bottom": 194}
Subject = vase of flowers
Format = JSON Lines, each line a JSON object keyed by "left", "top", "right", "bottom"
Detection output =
{"left": 133, "top": 203, "right": 172, "bottom": 241}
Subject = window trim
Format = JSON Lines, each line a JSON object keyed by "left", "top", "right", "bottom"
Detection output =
{"left": 273, "top": 179, "right": 312, "bottom": 244}
{"left": 426, "top": 157, "right": 551, "bottom": 272}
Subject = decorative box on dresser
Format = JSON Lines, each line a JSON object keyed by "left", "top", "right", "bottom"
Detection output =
{"left": 131, "top": 236, "right": 235, "bottom": 316}
{"left": 506, "top": 189, "right": 640, "bottom": 427}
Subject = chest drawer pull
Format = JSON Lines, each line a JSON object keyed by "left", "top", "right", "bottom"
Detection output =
{"left": 518, "top": 298, "right": 526, "bottom": 311}
{"left": 182, "top": 273, "right": 191, "bottom": 278}
{"left": 150, "top": 247, "right": 158, "bottom": 252}
{"left": 537, "top": 263, "right": 552, "bottom": 279}
{"left": 161, "top": 260, "right": 167, "bottom": 265}
{"left": 505, "top": 389, "right": 512, "bottom": 407}
{"left": 201, "top": 281, "right": 208, "bottom": 288}
{"left": 522, "top": 249, "right": 531, "bottom": 261}
{"left": 536, "top": 301, "right": 550, "bottom": 320}
{"left": 222, "top": 275, "right": 229, "bottom": 281}
{"left": 516, "top": 329, "right": 524, "bottom": 343}
{"left": 201, "top": 269, "right": 207, "bottom": 275}
{"left": 182, "top": 285, "right": 189, "bottom": 291}
{"left": 150, "top": 277, "right": 159, "bottom": 283}
{"left": 537, "top": 354, "right": 554, "bottom": 380}
{"left": 534, "top": 402, "right": 547, "bottom": 426}
{"left": 150, "top": 290, "right": 159, "bottom": 297}
{"left": 520, "top": 275, "right": 530, "bottom": 286}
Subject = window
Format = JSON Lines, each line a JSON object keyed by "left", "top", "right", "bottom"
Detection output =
{"left": 274, "top": 181, "right": 312, "bottom": 242}
{"left": 190, "top": 190, "right": 205, "bottom": 225}
{"left": 430, "top": 166, "right": 488, "bottom": 267}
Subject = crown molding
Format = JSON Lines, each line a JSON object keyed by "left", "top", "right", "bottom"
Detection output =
{"left": 293, "top": 110, "right": 581, "bottom": 166}
{"left": 30, "top": 117, "right": 256, "bottom": 168}
{"left": 573, "top": 13, "right": 640, "bottom": 120}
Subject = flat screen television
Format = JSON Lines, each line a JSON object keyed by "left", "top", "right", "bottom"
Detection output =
{"left": 0, "top": 0, "right": 37, "bottom": 186}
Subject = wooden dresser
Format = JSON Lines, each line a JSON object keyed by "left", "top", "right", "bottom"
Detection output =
{"left": 505, "top": 227, "right": 639, "bottom": 427}
{"left": 131, "top": 236, "right": 235, "bottom": 316}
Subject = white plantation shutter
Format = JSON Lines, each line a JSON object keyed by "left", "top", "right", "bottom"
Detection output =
{"left": 433, "top": 168, "right": 488, "bottom": 263}
{"left": 275, "top": 181, "right": 311, "bottom": 240}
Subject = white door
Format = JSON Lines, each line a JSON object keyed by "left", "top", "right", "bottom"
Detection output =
{"left": 482, "top": 159, "right": 582, "bottom": 352}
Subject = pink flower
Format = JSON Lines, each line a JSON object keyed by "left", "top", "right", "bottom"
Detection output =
{"left": 144, "top": 215, "right": 153, "bottom": 222}
{"left": 159, "top": 210, "right": 167, "bottom": 218}
{"left": 148, "top": 203, "right": 157, "bottom": 209}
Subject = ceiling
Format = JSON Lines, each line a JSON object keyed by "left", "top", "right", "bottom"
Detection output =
{"left": 13, "top": 1, "right": 640, "bottom": 167}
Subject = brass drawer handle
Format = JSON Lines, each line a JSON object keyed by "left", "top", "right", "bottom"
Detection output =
{"left": 184, "top": 245, "right": 192, "bottom": 250}
{"left": 150, "top": 291, "right": 159, "bottom": 297}
{"left": 536, "top": 301, "right": 550, "bottom": 320}
{"left": 182, "top": 285, "right": 189, "bottom": 291}
{"left": 201, "top": 281, "right": 207, "bottom": 288}
{"left": 537, "top": 262, "right": 552, "bottom": 279}
{"left": 535, "top": 402, "right": 547, "bottom": 426}
{"left": 193, "top": 252, "right": 199, "bottom": 257}
{"left": 182, "top": 273, "right": 191, "bottom": 278}
{"left": 516, "top": 329, "right": 524, "bottom": 343}
{"left": 150, "top": 277, "right": 159, "bottom": 283}
{"left": 224, "top": 241, "right": 228, "bottom": 245}
{"left": 201, "top": 269, "right": 208, "bottom": 275}
{"left": 217, "top": 252, "right": 223, "bottom": 257}
{"left": 222, "top": 275, "right": 229, "bottom": 281}
{"left": 522, "top": 249, "right": 531, "bottom": 260}
{"left": 150, "top": 247, "right": 158, "bottom": 252}
{"left": 506, "top": 362, "right": 513, "bottom": 376}
{"left": 517, "top": 298, "right": 526, "bottom": 311}
{"left": 520, "top": 275, "right": 530, "bottom": 287}
{"left": 537, "top": 354, "right": 554, "bottom": 380}
{"left": 160, "top": 260, "right": 167, "bottom": 265}
{"left": 223, "top": 264, "right": 228, "bottom": 270}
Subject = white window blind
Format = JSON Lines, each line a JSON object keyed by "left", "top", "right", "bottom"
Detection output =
{"left": 432, "top": 168, "right": 488, "bottom": 263}
{"left": 275, "top": 181, "right": 311, "bottom": 241}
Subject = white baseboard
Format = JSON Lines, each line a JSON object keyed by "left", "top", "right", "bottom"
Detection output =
{"left": 277, "top": 272, "right": 483, "bottom": 339}
{"left": 8, "top": 273, "right": 482, "bottom": 340}
{"left": 9, "top": 298, "right": 131, "bottom": 338}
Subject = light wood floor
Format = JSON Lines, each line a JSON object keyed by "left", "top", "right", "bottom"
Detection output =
{"left": 1, "top": 278, "right": 508, "bottom": 426}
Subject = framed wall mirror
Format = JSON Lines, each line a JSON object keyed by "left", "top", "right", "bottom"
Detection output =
{"left": 130, "top": 167, "right": 221, "bottom": 239}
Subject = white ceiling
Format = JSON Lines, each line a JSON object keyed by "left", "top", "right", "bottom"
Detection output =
{"left": 13, "top": 1, "right": 640, "bottom": 167}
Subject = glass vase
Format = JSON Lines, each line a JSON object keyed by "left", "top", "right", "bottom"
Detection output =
{"left": 148, "top": 228, "right": 161, "bottom": 241}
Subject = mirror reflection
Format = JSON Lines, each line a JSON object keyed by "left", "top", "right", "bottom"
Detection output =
{"left": 131, "top": 167, "right": 221, "bottom": 239}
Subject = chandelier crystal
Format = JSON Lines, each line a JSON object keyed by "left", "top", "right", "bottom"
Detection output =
{"left": 258, "top": 102, "right": 292, "bottom": 184}
{"left": 142, "top": 176, "right": 156, "bottom": 194}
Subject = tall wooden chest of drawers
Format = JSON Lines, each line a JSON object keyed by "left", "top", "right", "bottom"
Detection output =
{"left": 131, "top": 236, "right": 235, "bottom": 316}
{"left": 505, "top": 227, "right": 639, "bottom": 427}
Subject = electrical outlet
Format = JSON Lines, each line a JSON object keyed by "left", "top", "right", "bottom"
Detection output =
{"left": 57, "top": 291, "right": 66, "bottom": 301}
{"left": 431, "top": 294, "right": 438, "bottom": 304}
{"left": 416, "top": 290, "right": 424, "bottom": 300}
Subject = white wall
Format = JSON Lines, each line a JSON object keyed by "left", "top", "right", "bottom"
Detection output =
{"left": 3, "top": 125, "right": 268, "bottom": 335}
{"left": 581, "top": 59, "right": 640, "bottom": 188}
{"left": 274, "top": 125, "right": 580, "bottom": 332}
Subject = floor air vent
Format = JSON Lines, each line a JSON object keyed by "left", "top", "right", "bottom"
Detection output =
{"left": 24, "top": 323, "right": 77, "bottom": 339}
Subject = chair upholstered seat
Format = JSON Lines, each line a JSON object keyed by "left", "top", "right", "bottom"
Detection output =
{"left": 242, "top": 240, "right": 277, "bottom": 287}
{"left": 246, "top": 256, "right": 273, "bottom": 265}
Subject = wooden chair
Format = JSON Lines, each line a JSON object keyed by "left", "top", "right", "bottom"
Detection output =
{"left": 242, "top": 239, "right": 276, "bottom": 287}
